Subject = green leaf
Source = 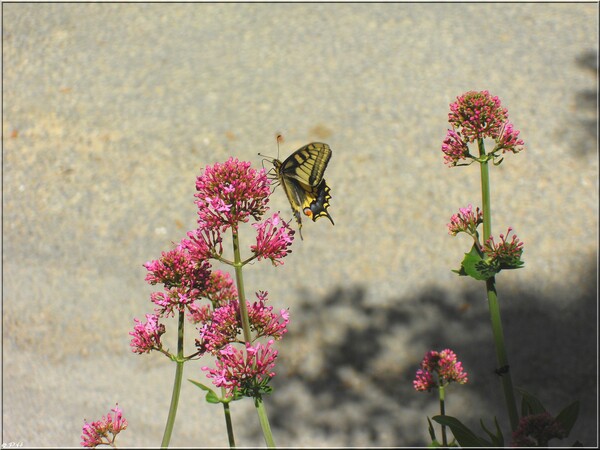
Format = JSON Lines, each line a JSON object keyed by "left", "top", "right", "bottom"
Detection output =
{"left": 188, "top": 379, "right": 222, "bottom": 404}
{"left": 459, "top": 244, "right": 498, "bottom": 281}
{"left": 479, "top": 416, "right": 504, "bottom": 447}
{"left": 427, "top": 417, "right": 437, "bottom": 442}
{"left": 517, "top": 388, "right": 546, "bottom": 416}
{"left": 556, "top": 400, "right": 579, "bottom": 436}
{"left": 432, "top": 415, "right": 492, "bottom": 447}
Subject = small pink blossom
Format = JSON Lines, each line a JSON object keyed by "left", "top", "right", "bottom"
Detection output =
{"left": 448, "top": 90, "right": 508, "bottom": 142}
{"left": 496, "top": 122, "right": 525, "bottom": 154}
{"left": 203, "top": 270, "right": 238, "bottom": 307}
{"left": 248, "top": 291, "right": 290, "bottom": 340}
{"left": 196, "top": 300, "right": 241, "bottom": 354}
{"left": 186, "top": 270, "right": 239, "bottom": 323}
{"left": 143, "top": 243, "right": 211, "bottom": 294}
{"left": 251, "top": 212, "right": 295, "bottom": 266}
{"left": 413, "top": 348, "right": 468, "bottom": 392}
{"left": 181, "top": 227, "right": 222, "bottom": 261}
{"left": 413, "top": 369, "right": 435, "bottom": 392}
{"left": 195, "top": 158, "right": 271, "bottom": 231}
{"left": 202, "top": 340, "right": 278, "bottom": 396}
{"left": 447, "top": 204, "right": 483, "bottom": 237}
{"left": 511, "top": 412, "right": 566, "bottom": 447}
{"left": 441, "top": 129, "right": 471, "bottom": 166}
{"left": 484, "top": 227, "right": 524, "bottom": 268}
{"left": 195, "top": 290, "right": 288, "bottom": 354}
{"left": 81, "top": 404, "right": 128, "bottom": 448}
{"left": 150, "top": 289, "right": 196, "bottom": 318}
{"left": 129, "top": 314, "right": 165, "bottom": 354}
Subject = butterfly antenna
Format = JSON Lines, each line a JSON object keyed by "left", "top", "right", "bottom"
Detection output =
{"left": 276, "top": 133, "right": 284, "bottom": 160}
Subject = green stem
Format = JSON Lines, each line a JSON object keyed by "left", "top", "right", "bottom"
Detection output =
{"left": 161, "top": 310, "right": 185, "bottom": 447}
{"left": 478, "top": 138, "right": 519, "bottom": 432}
{"left": 222, "top": 398, "right": 236, "bottom": 448}
{"left": 230, "top": 225, "right": 276, "bottom": 447}
{"left": 439, "top": 384, "right": 448, "bottom": 447}
{"left": 231, "top": 225, "right": 252, "bottom": 343}
{"left": 255, "top": 396, "right": 276, "bottom": 448}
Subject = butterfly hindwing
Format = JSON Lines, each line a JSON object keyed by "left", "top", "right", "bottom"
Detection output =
{"left": 271, "top": 142, "right": 334, "bottom": 239}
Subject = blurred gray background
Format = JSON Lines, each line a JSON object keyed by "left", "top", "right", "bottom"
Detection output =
{"left": 2, "top": 3, "right": 598, "bottom": 447}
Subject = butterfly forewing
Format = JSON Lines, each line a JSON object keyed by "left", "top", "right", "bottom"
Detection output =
{"left": 270, "top": 142, "right": 334, "bottom": 239}
{"left": 280, "top": 142, "right": 332, "bottom": 187}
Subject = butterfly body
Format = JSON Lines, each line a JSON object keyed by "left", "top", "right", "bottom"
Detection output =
{"left": 267, "top": 142, "right": 334, "bottom": 239}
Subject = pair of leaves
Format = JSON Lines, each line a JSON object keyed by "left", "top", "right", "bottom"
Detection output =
{"left": 188, "top": 378, "right": 273, "bottom": 404}
{"left": 430, "top": 390, "right": 580, "bottom": 447}
{"left": 453, "top": 244, "right": 523, "bottom": 281}
{"left": 188, "top": 379, "right": 241, "bottom": 404}
{"left": 431, "top": 415, "right": 503, "bottom": 447}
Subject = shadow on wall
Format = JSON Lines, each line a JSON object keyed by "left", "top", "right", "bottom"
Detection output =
{"left": 263, "top": 256, "right": 597, "bottom": 447}
{"left": 572, "top": 49, "right": 598, "bottom": 157}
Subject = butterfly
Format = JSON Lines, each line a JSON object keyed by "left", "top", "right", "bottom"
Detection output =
{"left": 260, "top": 142, "right": 334, "bottom": 240}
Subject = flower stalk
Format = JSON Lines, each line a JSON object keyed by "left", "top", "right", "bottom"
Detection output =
{"left": 161, "top": 309, "right": 185, "bottom": 448}
{"left": 479, "top": 140, "right": 519, "bottom": 431}
{"left": 230, "top": 225, "right": 276, "bottom": 447}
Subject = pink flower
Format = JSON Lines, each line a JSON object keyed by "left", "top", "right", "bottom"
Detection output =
{"left": 484, "top": 227, "right": 524, "bottom": 269}
{"left": 444, "top": 91, "right": 524, "bottom": 165}
{"left": 251, "top": 212, "right": 295, "bottom": 266}
{"left": 195, "top": 290, "right": 289, "bottom": 354}
{"left": 196, "top": 300, "right": 241, "bottom": 354}
{"left": 187, "top": 270, "right": 239, "bottom": 323}
{"left": 441, "top": 129, "right": 471, "bottom": 166}
{"left": 413, "top": 369, "right": 435, "bottom": 392}
{"left": 496, "top": 122, "right": 525, "bottom": 154}
{"left": 129, "top": 314, "right": 165, "bottom": 354}
{"left": 81, "top": 404, "right": 128, "bottom": 447}
{"left": 181, "top": 227, "right": 222, "bottom": 261}
{"left": 143, "top": 243, "right": 211, "bottom": 295}
{"left": 202, "top": 340, "right": 278, "bottom": 396}
{"left": 447, "top": 204, "right": 483, "bottom": 237}
{"left": 248, "top": 291, "right": 290, "bottom": 340}
{"left": 511, "top": 412, "right": 566, "bottom": 447}
{"left": 436, "top": 349, "right": 468, "bottom": 384}
{"left": 150, "top": 289, "right": 197, "bottom": 318}
{"left": 413, "top": 348, "right": 468, "bottom": 392}
{"left": 195, "top": 158, "right": 271, "bottom": 231}
{"left": 203, "top": 270, "right": 238, "bottom": 307}
{"left": 448, "top": 90, "right": 508, "bottom": 142}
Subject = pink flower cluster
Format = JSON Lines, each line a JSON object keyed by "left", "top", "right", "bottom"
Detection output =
{"left": 511, "top": 412, "right": 566, "bottom": 447}
{"left": 442, "top": 90, "right": 524, "bottom": 166}
{"left": 448, "top": 90, "right": 508, "bottom": 143}
{"left": 130, "top": 313, "right": 166, "bottom": 354}
{"left": 413, "top": 349, "right": 468, "bottom": 392}
{"left": 497, "top": 122, "right": 525, "bottom": 155}
{"left": 484, "top": 227, "right": 524, "bottom": 268}
{"left": 447, "top": 204, "right": 483, "bottom": 237}
{"left": 196, "top": 291, "right": 289, "bottom": 355}
{"left": 251, "top": 213, "right": 295, "bottom": 266}
{"left": 143, "top": 244, "right": 212, "bottom": 295}
{"left": 202, "top": 340, "right": 278, "bottom": 396}
{"left": 441, "top": 129, "right": 470, "bottom": 166}
{"left": 195, "top": 157, "right": 271, "bottom": 231}
{"left": 81, "top": 404, "right": 128, "bottom": 448}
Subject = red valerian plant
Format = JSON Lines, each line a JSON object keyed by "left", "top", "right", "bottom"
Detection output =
{"left": 423, "top": 91, "right": 580, "bottom": 447}
{"left": 125, "top": 158, "right": 294, "bottom": 448}
{"left": 413, "top": 349, "right": 468, "bottom": 446}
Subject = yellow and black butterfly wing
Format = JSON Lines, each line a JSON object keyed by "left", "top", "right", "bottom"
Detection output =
{"left": 273, "top": 142, "right": 334, "bottom": 239}
{"left": 279, "top": 142, "right": 332, "bottom": 187}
